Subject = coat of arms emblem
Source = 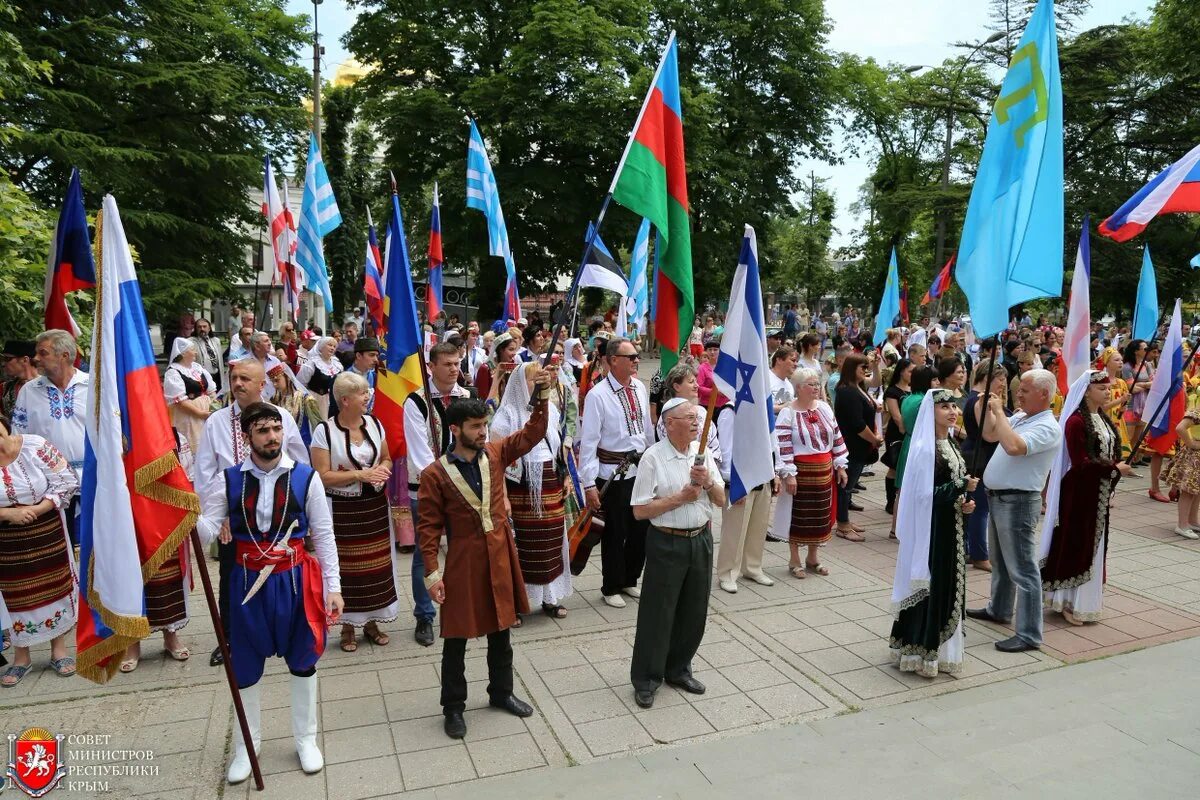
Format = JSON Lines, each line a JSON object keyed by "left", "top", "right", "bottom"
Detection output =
{"left": 7, "top": 728, "right": 67, "bottom": 797}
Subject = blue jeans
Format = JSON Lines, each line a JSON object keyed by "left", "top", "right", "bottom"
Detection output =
{"left": 409, "top": 496, "right": 436, "bottom": 624}
{"left": 966, "top": 484, "right": 990, "bottom": 561}
{"left": 985, "top": 490, "right": 1043, "bottom": 646}
{"left": 836, "top": 459, "right": 866, "bottom": 524}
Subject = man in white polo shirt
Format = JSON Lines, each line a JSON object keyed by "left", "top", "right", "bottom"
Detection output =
{"left": 967, "top": 369, "right": 1062, "bottom": 652}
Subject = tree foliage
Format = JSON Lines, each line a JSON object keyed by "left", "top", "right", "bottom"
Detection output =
{"left": 762, "top": 174, "right": 837, "bottom": 310}
{"left": 0, "top": 0, "right": 310, "bottom": 327}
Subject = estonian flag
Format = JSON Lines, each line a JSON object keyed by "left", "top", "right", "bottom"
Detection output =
{"left": 579, "top": 223, "right": 628, "bottom": 295}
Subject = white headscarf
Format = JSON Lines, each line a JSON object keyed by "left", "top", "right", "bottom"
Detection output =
{"left": 491, "top": 362, "right": 561, "bottom": 513}
{"left": 170, "top": 336, "right": 196, "bottom": 364}
{"left": 564, "top": 338, "right": 586, "bottom": 370}
{"left": 1037, "top": 369, "right": 1095, "bottom": 563}
{"left": 311, "top": 336, "right": 343, "bottom": 376}
{"left": 891, "top": 391, "right": 936, "bottom": 615}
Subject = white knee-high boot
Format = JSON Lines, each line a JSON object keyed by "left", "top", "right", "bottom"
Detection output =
{"left": 227, "top": 684, "right": 261, "bottom": 784}
{"left": 290, "top": 674, "right": 324, "bottom": 774}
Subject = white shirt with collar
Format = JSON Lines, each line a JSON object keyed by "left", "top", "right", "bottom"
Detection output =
{"left": 578, "top": 373, "right": 652, "bottom": 487}
{"left": 195, "top": 453, "right": 340, "bottom": 594}
{"left": 11, "top": 370, "right": 90, "bottom": 474}
{"left": 982, "top": 409, "right": 1062, "bottom": 492}
{"left": 403, "top": 382, "right": 472, "bottom": 481}
{"left": 193, "top": 400, "right": 309, "bottom": 498}
{"left": 631, "top": 438, "right": 722, "bottom": 529}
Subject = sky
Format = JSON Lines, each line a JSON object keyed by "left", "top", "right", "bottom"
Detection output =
{"left": 289, "top": 0, "right": 1153, "bottom": 246}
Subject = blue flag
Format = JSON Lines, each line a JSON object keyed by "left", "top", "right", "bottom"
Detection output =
{"left": 1190, "top": 253, "right": 1200, "bottom": 270}
{"left": 873, "top": 248, "right": 901, "bottom": 346}
{"left": 1132, "top": 246, "right": 1159, "bottom": 341}
{"left": 467, "top": 119, "right": 521, "bottom": 319}
{"left": 953, "top": 0, "right": 1063, "bottom": 337}
{"left": 295, "top": 133, "right": 342, "bottom": 312}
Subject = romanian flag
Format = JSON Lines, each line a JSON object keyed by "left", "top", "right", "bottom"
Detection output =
{"left": 44, "top": 168, "right": 96, "bottom": 337}
{"left": 76, "top": 195, "right": 199, "bottom": 683}
{"left": 609, "top": 32, "right": 693, "bottom": 373}
{"left": 375, "top": 189, "right": 424, "bottom": 460}
{"left": 921, "top": 256, "right": 954, "bottom": 305}
{"left": 427, "top": 182, "right": 444, "bottom": 320}
{"left": 363, "top": 208, "right": 385, "bottom": 335}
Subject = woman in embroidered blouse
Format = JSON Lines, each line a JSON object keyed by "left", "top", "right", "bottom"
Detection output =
{"left": 311, "top": 372, "right": 397, "bottom": 654}
{"left": 297, "top": 337, "right": 343, "bottom": 419}
{"left": 655, "top": 363, "right": 720, "bottom": 461}
{"left": 0, "top": 414, "right": 79, "bottom": 686}
{"left": 475, "top": 332, "right": 519, "bottom": 409}
{"left": 269, "top": 364, "right": 322, "bottom": 446}
{"left": 775, "top": 368, "right": 849, "bottom": 580}
{"left": 163, "top": 338, "right": 214, "bottom": 454}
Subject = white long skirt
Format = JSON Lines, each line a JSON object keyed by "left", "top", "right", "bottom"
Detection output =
{"left": 890, "top": 621, "right": 964, "bottom": 678}
{"left": 1046, "top": 532, "right": 1105, "bottom": 622}
{"left": 526, "top": 536, "right": 573, "bottom": 607}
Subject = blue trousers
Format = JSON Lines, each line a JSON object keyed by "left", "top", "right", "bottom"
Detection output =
{"left": 229, "top": 564, "right": 322, "bottom": 688}
{"left": 965, "top": 483, "right": 990, "bottom": 561}
{"left": 410, "top": 496, "right": 436, "bottom": 623}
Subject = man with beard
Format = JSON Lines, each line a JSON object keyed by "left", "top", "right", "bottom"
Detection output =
{"left": 194, "top": 360, "right": 308, "bottom": 667}
{"left": 195, "top": 402, "right": 342, "bottom": 783}
{"left": 416, "top": 370, "right": 552, "bottom": 739}
{"left": 190, "top": 318, "right": 226, "bottom": 396}
{"left": 0, "top": 341, "right": 37, "bottom": 418}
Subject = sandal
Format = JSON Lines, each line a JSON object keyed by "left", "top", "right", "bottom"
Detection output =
{"left": 835, "top": 527, "right": 865, "bottom": 542}
{"left": 167, "top": 646, "right": 190, "bottom": 661}
{"left": 512, "top": 614, "right": 523, "bottom": 629}
{"left": 119, "top": 657, "right": 138, "bottom": 673}
{"left": 788, "top": 564, "right": 806, "bottom": 579}
{"left": 49, "top": 657, "right": 75, "bottom": 677}
{"left": 889, "top": 530, "right": 897, "bottom": 540}
{"left": 340, "top": 626, "right": 358, "bottom": 653}
{"left": 542, "top": 604, "right": 568, "bottom": 619}
{"left": 364, "top": 622, "right": 390, "bottom": 646}
{"left": 805, "top": 561, "right": 830, "bottom": 576}
{"left": 850, "top": 522, "right": 865, "bottom": 533}
{"left": 1, "top": 664, "right": 30, "bottom": 687}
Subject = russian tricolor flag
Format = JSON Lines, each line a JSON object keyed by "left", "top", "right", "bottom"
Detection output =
{"left": 1142, "top": 298, "right": 1186, "bottom": 454}
{"left": 44, "top": 168, "right": 96, "bottom": 336}
{"left": 1060, "top": 217, "right": 1091, "bottom": 398}
{"left": 76, "top": 196, "right": 199, "bottom": 683}
{"left": 1099, "top": 143, "right": 1200, "bottom": 241}
{"left": 427, "top": 182, "right": 444, "bottom": 320}
{"left": 363, "top": 208, "right": 385, "bottom": 335}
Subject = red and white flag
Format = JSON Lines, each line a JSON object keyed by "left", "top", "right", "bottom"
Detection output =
{"left": 1060, "top": 216, "right": 1091, "bottom": 396}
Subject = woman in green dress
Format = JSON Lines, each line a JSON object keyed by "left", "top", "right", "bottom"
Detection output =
{"left": 889, "top": 389, "right": 978, "bottom": 678}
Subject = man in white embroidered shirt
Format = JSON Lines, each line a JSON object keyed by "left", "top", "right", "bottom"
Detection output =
{"left": 628, "top": 398, "right": 724, "bottom": 709}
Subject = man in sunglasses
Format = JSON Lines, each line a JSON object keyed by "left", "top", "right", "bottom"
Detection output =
{"left": 578, "top": 337, "right": 653, "bottom": 608}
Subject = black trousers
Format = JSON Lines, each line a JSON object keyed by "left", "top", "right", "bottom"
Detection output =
{"left": 440, "top": 629, "right": 513, "bottom": 714}
{"left": 598, "top": 477, "right": 649, "bottom": 596}
{"left": 217, "top": 539, "right": 234, "bottom": 637}
{"left": 630, "top": 525, "right": 713, "bottom": 693}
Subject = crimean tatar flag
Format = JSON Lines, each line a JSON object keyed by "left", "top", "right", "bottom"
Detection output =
{"left": 76, "top": 195, "right": 199, "bottom": 683}
{"left": 610, "top": 32, "right": 693, "bottom": 373}
{"left": 374, "top": 189, "right": 424, "bottom": 460}
{"left": 427, "top": 182, "right": 444, "bottom": 320}
{"left": 44, "top": 168, "right": 96, "bottom": 337}
{"left": 873, "top": 248, "right": 901, "bottom": 346}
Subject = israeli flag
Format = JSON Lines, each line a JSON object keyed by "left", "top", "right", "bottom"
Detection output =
{"left": 711, "top": 225, "right": 775, "bottom": 503}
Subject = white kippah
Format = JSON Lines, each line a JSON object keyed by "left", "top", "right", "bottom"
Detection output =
{"left": 661, "top": 397, "right": 692, "bottom": 416}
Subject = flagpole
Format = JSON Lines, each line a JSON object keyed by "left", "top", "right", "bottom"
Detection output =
{"left": 970, "top": 338, "right": 1001, "bottom": 477}
{"left": 188, "top": 529, "right": 265, "bottom": 791}
{"left": 1125, "top": 332, "right": 1197, "bottom": 465}
{"left": 254, "top": 225, "right": 265, "bottom": 330}
{"left": 696, "top": 383, "right": 720, "bottom": 466}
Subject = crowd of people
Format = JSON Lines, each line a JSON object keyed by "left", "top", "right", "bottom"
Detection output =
{"left": 0, "top": 299, "right": 1192, "bottom": 782}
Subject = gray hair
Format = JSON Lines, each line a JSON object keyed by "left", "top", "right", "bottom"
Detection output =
{"left": 250, "top": 331, "right": 272, "bottom": 349}
{"left": 790, "top": 367, "right": 821, "bottom": 388}
{"left": 1023, "top": 368, "right": 1057, "bottom": 397}
{"left": 663, "top": 363, "right": 698, "bottom": 400}
{"left": 605, "top": 336, "right": 633, "bottom": 358}
{"left": 36, "top": 329, "right": 77, "bottom": 360}
{"left": 332, "top": 371, "right": 369, "bottom": 402}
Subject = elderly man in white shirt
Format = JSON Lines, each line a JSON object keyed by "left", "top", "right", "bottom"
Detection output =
{"left": 966, "top": 368, "right": 1063, "bottom": 653}
{"left": 194, "top": 358, "right": 307, "bottom": 667}
{"left": 628, "top": 398, "right": 725, "bottom": 709}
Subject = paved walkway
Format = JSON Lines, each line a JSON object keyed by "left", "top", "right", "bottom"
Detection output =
{"left": 2, "top": 412, "right": 1199, "bottom": 797}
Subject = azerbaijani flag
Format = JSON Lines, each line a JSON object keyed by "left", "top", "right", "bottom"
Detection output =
{"left": 427, "top": 182, "right": 444, "bottom": 320}
{"left": 374, "top": 189, "right": 424, "bottom": 460}
{"left": 609, "top": 32, "right": 693, "bottom": 373}
{"left": 363, "top": 208, "right": 385, "bottom": 335}
{"left": 1099, "top": 143, "right": 1200, "bottom": 242}
{"left": 921, "top": 256, "right": 954, "bottom": 305}
{"left": 77, "top": 195, "right": 199, "bottom": 683}
{"left": 44, "top": 168, "right": 96, "bottom": 337}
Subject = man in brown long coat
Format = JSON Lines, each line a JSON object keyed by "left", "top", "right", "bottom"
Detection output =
{"left": 417, "top": 368, "right": 551, "bottom": 739}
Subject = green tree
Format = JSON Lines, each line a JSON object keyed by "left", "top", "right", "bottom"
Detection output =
{"left": 0, "top": 0, "right": 310, "bottom": 323}
{"left": 763, "top": 174, "right": 837, "bottom": 310}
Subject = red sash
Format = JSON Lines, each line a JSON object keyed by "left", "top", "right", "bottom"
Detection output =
{"left": 235, "top": 539, "right": 326, "bottom": 656}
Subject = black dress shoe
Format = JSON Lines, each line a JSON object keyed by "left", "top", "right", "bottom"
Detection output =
{"left": 634, "top": 690, "right": 655, "bottom": 708}
{"left": 443, "top": 711, "right": 466, "bottom": 739}
{"left": 860, "top": 470, "right": 875, "bottom": 478}
{"left": 489, "top": 694, "right": 534, "bottom": 718}
{"left": 854, "top": 482, "right": 867, "bottom": 491}
{"left": 666, "top": 675, "right": 706, "bottom": 695}
{"left": 765, "top": 533, "right": 786, "bottom": 543}
{"left": 965, "top": 607, "right": 1010, "bottom": 625}
{"left": 994, "top": 635, "right": 1039, "bottom": 653}
{"left": 414, "top": 620, "right": 435, "bottom": 647}
{"left": 209, "top": 646, "right": 224, "bottom": 667}
{"left": 848, "top": 501, "right": 864, "bottom": 512}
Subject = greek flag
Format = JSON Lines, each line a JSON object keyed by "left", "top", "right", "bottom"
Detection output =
{"left": 295, "top": 132, "right": 342, "bottom": 312}
{"left": 467, "top": 120, "right": 520, "bottom": 316}
{"left": 625, "top": 218, "right": 651, "bottom": 334}
{"left": 711, "top": 225, "right": 775, "bottom": 503}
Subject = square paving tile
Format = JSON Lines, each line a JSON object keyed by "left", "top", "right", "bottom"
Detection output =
{"left": 400, "top": 744, "right": 476, "bottom": 791}
{"left": 637, "top": 701, "right": 716, "bottom": 742}
{"left": 575, "top": 715, "right": 655, "bottom": 756}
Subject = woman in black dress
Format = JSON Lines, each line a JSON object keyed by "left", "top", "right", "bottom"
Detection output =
{"left": 833, "top": 354, "right": 882, "bottom": 541}
{"left": 882, "top": 358, "right": 913, "bottom": 522}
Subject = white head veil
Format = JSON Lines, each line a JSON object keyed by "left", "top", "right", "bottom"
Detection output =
{"left": 564, "top": 338, "right": 586, "bottom": 370}
{"left": 311, "top": 336, "right": 343, "bottom": 375}
{"left": 891, "top": 390, "right": 936, "bottom": 615}
{"left": 1037, "top": 369, "right": 1096, "bottom": 563}
{"left": 170, "top": 336, "right": 196, "bottom": 364}
{"left": 492, "top": 362, "right": 561, "bottom": 512}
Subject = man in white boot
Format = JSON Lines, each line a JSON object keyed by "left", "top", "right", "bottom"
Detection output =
{"left": 196, "top": 402, "right": 343, "bottom": 783}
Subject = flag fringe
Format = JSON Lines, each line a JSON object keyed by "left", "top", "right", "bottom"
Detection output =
{"left": 133, "top": 450, "right": 201, "bottom": 583}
